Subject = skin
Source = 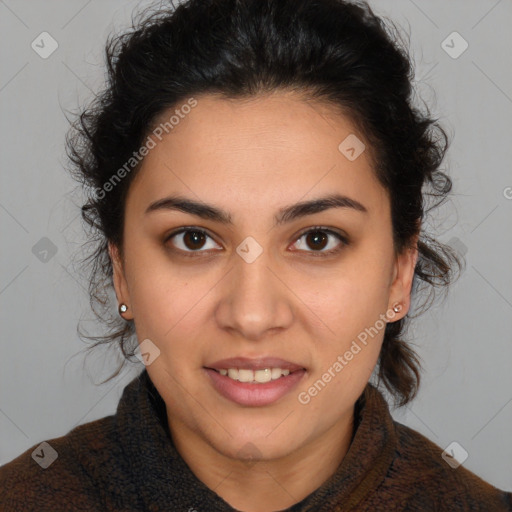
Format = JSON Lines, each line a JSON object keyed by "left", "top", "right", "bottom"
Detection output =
{"left": 109, "top": 90, "right": 418, "bottom": 512}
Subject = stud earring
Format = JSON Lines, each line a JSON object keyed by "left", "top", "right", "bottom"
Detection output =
{"left": 393, "top": 303, "right": 402, "bottom": 313}
{"left": 118, "top": 303, "right": 128, "bottom": 316}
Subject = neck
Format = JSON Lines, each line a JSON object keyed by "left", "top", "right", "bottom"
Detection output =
{"left": 167, "top": 407, "right": 355, "bottom": 512}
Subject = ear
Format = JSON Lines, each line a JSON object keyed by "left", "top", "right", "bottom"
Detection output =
{"left": 388, "top": 234, "right": 419, "bottom": 320}
{"left": 109, "top": 242, "right": 133, "bottom": 320}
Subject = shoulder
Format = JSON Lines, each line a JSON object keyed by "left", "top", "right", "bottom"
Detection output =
{"left": 382, "top": 419, "right": 512, "bottom": 511}
{"left": 0, "top": 414, "right": 122, "bottom": 511}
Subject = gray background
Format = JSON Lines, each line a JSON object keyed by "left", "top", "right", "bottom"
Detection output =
{"left": 1, "top": 0, "right": 511, "bottom": 492}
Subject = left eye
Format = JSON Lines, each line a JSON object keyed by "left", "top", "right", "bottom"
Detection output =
{"left": 291, "top": 228, "right": 347, "bottom": 255}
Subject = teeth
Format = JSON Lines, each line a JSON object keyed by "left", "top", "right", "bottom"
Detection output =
{"left": 217, "top": 368, "right": 292, "bottom": 383}
{"left": 238, "top": 369, "right": 253, "bottom": 383}
{"left": 271, "top": 368, "right": 282, "bottom": 380}
{"left": 254, "top": 368, "right": 272, "bottom": 383}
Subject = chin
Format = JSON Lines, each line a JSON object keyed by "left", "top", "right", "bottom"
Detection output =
{"left": 207, "top": 424, "right": 304, "bottom": 462}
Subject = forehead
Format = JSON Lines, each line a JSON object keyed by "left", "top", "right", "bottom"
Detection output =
{"left": 127, "top": 91, "right": 387, "bottom": 217}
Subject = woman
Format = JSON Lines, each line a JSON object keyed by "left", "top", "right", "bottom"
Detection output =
{"left": 1, "top": 0, "right": 510, "bottom": 510}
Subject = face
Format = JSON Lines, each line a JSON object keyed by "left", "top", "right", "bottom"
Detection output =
{"left": 110, "top": 91, "right": 417, "bottom": 463}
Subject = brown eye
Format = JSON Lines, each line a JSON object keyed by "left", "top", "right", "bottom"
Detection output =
{"left": 291, "top": 227, "right": 348, "bottom": 256}
{"left": 305, "top": 231, "right": 329, "bottom": 251}
{"left": 182, "top": 230, "right": 207, "bottom": 250}
{"left": 166, "top": 228, "right": 221, "bottom": 254}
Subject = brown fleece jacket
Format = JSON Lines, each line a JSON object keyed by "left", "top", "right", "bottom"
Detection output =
{"left": 1, "top": 370, "right": 510, "bottom": 511}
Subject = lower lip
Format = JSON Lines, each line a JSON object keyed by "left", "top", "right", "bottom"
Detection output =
{"left": 204, "top": 368, "right": 306, "bottom": 407}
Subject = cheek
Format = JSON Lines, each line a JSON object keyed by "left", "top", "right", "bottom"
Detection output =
{"left": 293, "top": 257, "right": 391, "bottom": 338}
{"left": 128, "top": 277, "right": 207, "bottom": 377}
{"left": 131, "top": 279, "right": 200, "bottom": 335}
{"left": 123, "top": 247, "right": 202, "bottom": 340}
{"left": 289, "top": 250, "right": 392, "bottom": 375}
{"left": 296, "top": 278, "right": 387, "bottom": 412}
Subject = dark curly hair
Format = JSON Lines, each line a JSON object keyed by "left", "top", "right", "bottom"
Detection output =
{"left": 66, "top": 0, "right": 463, "bottom": 407}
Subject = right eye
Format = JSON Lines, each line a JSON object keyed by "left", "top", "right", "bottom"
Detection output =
{"left": 165, "top": 227, "right": 223, "bottom": 255}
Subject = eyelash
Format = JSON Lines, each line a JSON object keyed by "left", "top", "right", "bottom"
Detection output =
{"left": 164, "top": 226, "right": 349, "bottom": 258}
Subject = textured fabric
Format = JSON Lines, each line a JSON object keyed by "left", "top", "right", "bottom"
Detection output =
{"left": 1, "top": 369, "right": 510, "bottom": 511}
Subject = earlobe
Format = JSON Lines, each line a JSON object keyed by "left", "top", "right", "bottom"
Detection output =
{"left": 389, "top": 235, "right": 419, "bottom": 319}
{"left": 108, "top": 242, "right": 132, "bottom": 319}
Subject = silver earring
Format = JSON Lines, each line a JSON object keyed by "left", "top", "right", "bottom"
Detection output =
{"left": 393, "top": 303, "right": 402, "bottom": 313}
{"left": 118, "top": 303, "right": 128, "bottom": 315}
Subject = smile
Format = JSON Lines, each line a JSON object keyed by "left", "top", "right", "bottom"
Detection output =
{"left": 204, "top": 366, "right": 307, "bottom": 406}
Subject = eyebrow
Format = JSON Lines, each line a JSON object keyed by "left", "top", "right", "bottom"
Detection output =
{"left": 144, "top": 193, "right": 368, "bottom": 225}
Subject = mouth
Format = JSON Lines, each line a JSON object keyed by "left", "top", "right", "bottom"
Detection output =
{"left": 203, "top": 356, "right": 307, "bottom": 406}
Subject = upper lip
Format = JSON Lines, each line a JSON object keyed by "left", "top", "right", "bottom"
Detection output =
{"left": 205, "top": 357, "right": 305, "bottom": 372}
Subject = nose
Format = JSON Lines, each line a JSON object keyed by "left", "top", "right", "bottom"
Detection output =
{"left": 214, "top": 248, "right": 294, "bottom": 341}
